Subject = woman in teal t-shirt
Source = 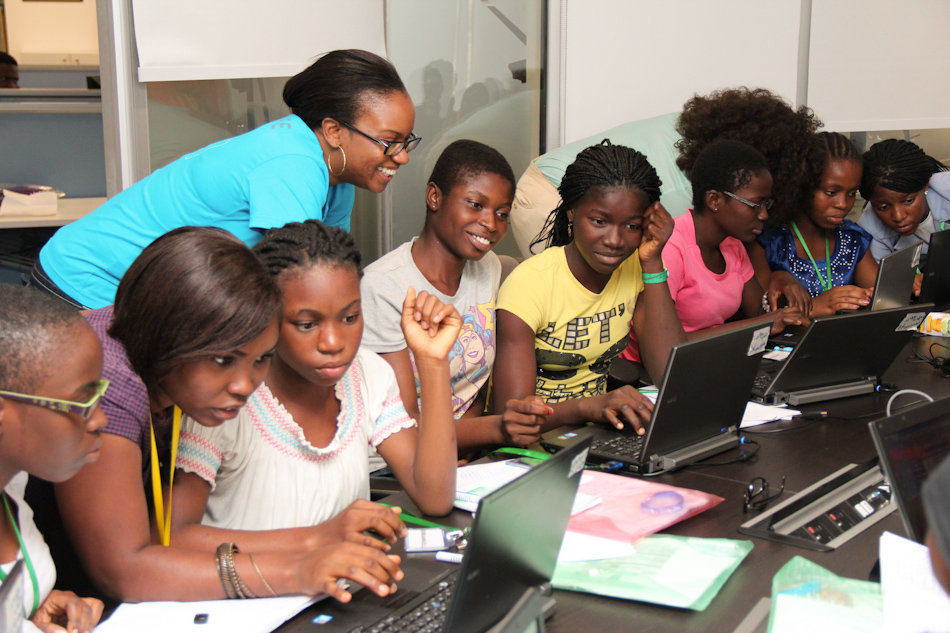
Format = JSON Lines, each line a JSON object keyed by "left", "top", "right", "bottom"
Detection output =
{"left": 33, "top": 49, "right": 421, "bottom": 309}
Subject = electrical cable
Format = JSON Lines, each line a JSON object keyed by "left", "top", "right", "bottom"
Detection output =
{"left": 885, "top": 388, "right": 935, "bottom": 417}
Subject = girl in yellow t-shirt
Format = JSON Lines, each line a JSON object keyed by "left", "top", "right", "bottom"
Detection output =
{"left": 494, "top": 141, "right": 685, "bottom": 439}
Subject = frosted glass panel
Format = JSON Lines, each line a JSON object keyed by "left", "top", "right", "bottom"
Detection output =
{"left": 381, "top": 0, "right": 544, "bottom": 259}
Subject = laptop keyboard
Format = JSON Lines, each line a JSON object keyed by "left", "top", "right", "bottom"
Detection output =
{"left": 358, "top": 576, "right": 457, "bottom": 633}
{"left": 591, "top": 433, "right": 646, "bottom": 460}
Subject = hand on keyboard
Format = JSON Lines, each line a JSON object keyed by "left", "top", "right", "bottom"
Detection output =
{"left": 299, "top": 542, "right": 404, "bottom": 603}
{"left": 582, "top": 385, "right": 653, "bottom": 434}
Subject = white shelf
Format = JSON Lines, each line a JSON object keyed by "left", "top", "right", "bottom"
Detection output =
{"left": 0, "top": 196, "right": 105, "bottom": 229}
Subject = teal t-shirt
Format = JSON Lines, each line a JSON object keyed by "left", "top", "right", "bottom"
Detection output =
{"left": 40, "top": 114, "right": 354, "bottom": 308}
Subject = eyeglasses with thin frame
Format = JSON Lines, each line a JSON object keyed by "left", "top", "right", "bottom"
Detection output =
{"left": 722, "top": 190, "right": 775, "bottom": 212}
{"left": 0, "top": 379, "right": 110, "bottom": 421}
{"left": 743, "top": 474, "right": 786, "bottom": 512}
{"left": 341, "top": 122, "right": 421, "bottom": 157}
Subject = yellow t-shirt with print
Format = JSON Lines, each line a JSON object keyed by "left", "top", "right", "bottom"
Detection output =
{"left": 497, "top": 246, "right": 644, "bottom": 402}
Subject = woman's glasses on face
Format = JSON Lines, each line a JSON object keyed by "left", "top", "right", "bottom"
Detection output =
{"left": 341, "top": 122, "right": 421, "bottom": 157}
{"left": 723, "top": 190, "right": 775, "bottom": 211}
{"left": 0, "top": 379, "right": 110, "bottom": 421}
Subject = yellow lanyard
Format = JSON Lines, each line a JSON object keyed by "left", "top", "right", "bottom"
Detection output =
{"left": 149, "top": 406, "right": 182, "bottom": 547}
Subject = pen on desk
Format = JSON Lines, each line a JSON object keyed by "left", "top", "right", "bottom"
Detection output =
{"left": 435, "top": 551, "right": 464, "bottom": 564}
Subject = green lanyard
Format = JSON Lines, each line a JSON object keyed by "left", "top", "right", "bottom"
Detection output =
{"left": 0, "top": 496, "right": 40, "bottom": 618}
{"left": 377, "top": 503, "right": 457, "bottom": 530}
{"left": 491, "top": 447, "right": 551, "bottom": 464}
{"left": 791, "top": 222, "right": 832, "bottom": 292}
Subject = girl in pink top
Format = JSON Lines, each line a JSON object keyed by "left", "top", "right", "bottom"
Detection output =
{"left": 622, "top": 140, "right": 806, "bottom": 364}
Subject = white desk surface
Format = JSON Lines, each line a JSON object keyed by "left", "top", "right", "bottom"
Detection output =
{"left": 0, "top": 196, "right": 105, "bottom": 229}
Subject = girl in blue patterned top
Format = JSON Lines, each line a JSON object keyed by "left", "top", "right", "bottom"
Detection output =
{"left": 172, "top": 221, "right": 461, "bottom": 601}
{"left": 751, "top": 132, "right": 878, "bottom": 316}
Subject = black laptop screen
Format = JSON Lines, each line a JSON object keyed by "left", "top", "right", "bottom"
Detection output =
{"left": 873, "top": 401, "right": 950, "bottom": 541}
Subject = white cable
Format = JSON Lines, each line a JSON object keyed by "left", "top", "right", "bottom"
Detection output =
{"left": 885, "top": 389, "right": 935, "bottom": 417}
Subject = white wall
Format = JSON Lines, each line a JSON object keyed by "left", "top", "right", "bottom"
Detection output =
{"left": 559, "top": 0, "right": 950, "bottom": 144}
{"left": 561, "top": 1, "right": 803, "bottom": 143}
{"left": 4, "top": 0, "right": 99, "bottom": 65}
{"left": 808, "top": 0, "right": 950, "bottom": 132}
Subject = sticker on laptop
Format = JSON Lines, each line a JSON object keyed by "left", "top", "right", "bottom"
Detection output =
{"left": 570, "top": 449, "right": 588, "bottom": 477}
{"left": 912, "top": 243, "right": 923, "bottom": 269}
{"left": 896, "top": 312, "right": 927, "bottom": 332}
{"left": 748, "top": 326, "right": 771, "bottom": 356}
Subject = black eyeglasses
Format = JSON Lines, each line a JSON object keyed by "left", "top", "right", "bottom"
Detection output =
{"left": 743, "top": 474, "right": 786, "bottom": 512}
{"left": 341, "top": 122, "right": 421, "bottom": 157}
{"left": 0, "top": 379, "right": 110, "bottom": 421}
{"left": 723, "top": 190, "right": 775, "bottom": 211}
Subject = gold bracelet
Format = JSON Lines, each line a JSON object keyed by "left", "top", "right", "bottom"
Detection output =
{"left": 216, "top": 543, "right": 238, "bottom": 599}
{"left": 248, "top": 552, "right": 278, "bottom": 597}
{"left": 225, "top": 545, "right": 257, "bottom": 599}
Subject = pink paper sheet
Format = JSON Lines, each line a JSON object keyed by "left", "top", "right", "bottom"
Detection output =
{"left": 566, "top": 470, "right": 723, "bottom": 543}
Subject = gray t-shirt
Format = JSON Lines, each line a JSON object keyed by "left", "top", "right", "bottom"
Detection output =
{"left": 361, "top": 240, "right": 501, "bottom": 417}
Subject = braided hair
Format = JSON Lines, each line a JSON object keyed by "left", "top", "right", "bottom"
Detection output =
{"left": 253, "top": 220, "right": 361, "bottom": 279}
{"left": 530, "top": 140, "right": 661, "bottom": 251}
{"left": 860, "top": 138, "right": 948, "bottom": 199}
{"left": 805, "top": 131, "right": 862, "bottom": 194}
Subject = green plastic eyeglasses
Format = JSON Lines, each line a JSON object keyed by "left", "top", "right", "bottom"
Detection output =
{"left": 723, "top": 190, "right": 775, "bottom": 211}
{"left": 342, "top": 122, "right": 421, "bottom": 157}
{"left": 0, "top": 379, "right": 110, "bottom": 421}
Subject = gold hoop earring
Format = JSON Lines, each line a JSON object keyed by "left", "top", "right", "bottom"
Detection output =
{"left": 327, "top": 146, "right": 346, "bottom": 177}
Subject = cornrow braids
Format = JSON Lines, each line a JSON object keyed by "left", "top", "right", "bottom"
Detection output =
{"left": 530, "top": 140, "right": 661, "bottom": 251}
{"left": 860, "top": 138, "right": 948, "bottom": 198}
{"left": 253, "top": 220, "right": 361, "bottom": 279}
{"left": 804, "top": 132, "right": 862, "bottom": 195}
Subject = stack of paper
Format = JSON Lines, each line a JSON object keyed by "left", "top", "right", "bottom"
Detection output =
{"left": 0, "top": 189, "right": 58, "bottom": 216}
{"left": 880, "top": 531, "right": 950, "bottom": 632}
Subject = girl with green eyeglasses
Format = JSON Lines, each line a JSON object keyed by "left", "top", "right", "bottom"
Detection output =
{"left": 0, "top": 285, "right": 105, "bottom": 633}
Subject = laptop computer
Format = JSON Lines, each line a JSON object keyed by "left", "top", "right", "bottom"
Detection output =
{"left": 751, "top": 304, "right": 929, "bottom": 406}
{"left": 866, "top": 241, "right": 922, "bottom": 311}
{"left": 0, "top": 560, "right": 24, "bottom": 633}
{"left": 869, "top": 395, "right": 950, "bottom": 542}
{"left": 542, "top": 322, "right": 771, "bottom": 475}
{"left": 280, "top": 436, "right": 591, "bottom": 633}
{"left": 920, "top": 228, "right": 950, "bottom": 308}
{"left": 769, "top": 242, "right": 924, "bottom": 351}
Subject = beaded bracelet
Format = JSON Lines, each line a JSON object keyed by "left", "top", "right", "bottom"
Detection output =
{"left": 642, "top": 269, "right": 669, "bottom": 284}
{"left": 760, "top": 292, "right": 772, "bottom": 313}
